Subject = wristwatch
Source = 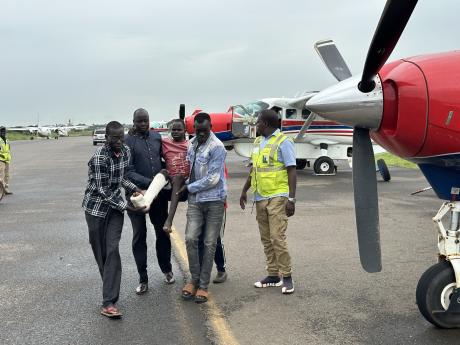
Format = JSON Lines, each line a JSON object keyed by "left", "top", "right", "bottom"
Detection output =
{"left": 288, "top": 197, "right": 296, "bottom": 204}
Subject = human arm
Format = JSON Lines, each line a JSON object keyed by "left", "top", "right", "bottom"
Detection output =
{"left": 239, "top": 168, "right": 252, "bottom": 210}
{"left": 186, "top": 145, "right": 227, "bottom": 194}
{"left": 285, "top": 166, "right": 296, "bottom": 217}
{"left": 278, "top": 139, "right": 297, "bottom": 217}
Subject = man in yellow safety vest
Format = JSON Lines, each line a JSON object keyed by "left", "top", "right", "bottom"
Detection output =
{"left": 0, "top": 126, "right": 12, "bottom": 195}
{"left": 240, "top": 109, "right": 297, "bottom": 294}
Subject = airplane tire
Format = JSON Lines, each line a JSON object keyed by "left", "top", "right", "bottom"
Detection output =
{"left": 93, "top": 141, "right": 97, "bottom": 146}
{"left": 296, "top": 159, "right": 307, "bottom": 170}
{"left": 313, "top": 156, "right": 335, "bottom": 174}
{"left": 416, "top": 261, "right": 460, "bottom": 328}
{"left": 377, "top": 159, "right": 391, "bottom": 182}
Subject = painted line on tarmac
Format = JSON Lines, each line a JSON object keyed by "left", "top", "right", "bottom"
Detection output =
{"left": 170, "top": 230, "right": 239, "bottom": 345}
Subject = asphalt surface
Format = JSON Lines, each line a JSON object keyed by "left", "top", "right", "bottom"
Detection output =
{"left": 2, "top": 136, "right": 460, "bottom": 345}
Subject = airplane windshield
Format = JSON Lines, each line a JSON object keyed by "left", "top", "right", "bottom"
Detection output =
{"left": 233, "top": 101, "right": 269, "bottom": 117}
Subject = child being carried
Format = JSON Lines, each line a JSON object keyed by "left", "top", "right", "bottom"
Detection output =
{"left": 130, "top": 119, "right": 189, "bottom": 233}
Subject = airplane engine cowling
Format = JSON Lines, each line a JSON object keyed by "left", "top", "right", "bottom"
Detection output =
{"left": 371, "top": 59, "right": 428, "bottom": 158}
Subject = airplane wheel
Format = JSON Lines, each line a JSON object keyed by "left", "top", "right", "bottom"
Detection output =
{"left": 313, "top": 156, "right": 335, "bottom": 174}
{"left": 296, "top": 159, "right": 307, "bottom": 170}
{"left": 416, "top": 261, "right": 460, "bottom": 328}
{"left": 377, "top": 159, "right": 391, "bottom": 182}
{"left": 93, "top": 141, "right": 97, "bottom": 146}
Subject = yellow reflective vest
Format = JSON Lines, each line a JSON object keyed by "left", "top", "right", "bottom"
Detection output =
{"left": 250, "top": 132, "right": 291, "bottom": 197}
{"left": 0, "top": 137, "right": 11, "bottom": 163}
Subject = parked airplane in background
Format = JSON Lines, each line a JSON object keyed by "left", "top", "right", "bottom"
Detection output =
{"left": 182, "top": 93, "right": 389, "bottom": 179}
{"left": 8, "top": 124, "right": 88, "bottom": 139}
{"left": 302, "top": 0, "right": 460, "bottom": 328}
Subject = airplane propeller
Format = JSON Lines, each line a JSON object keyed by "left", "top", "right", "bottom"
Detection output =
{"left": 359, "top": 0, "right": 418, "bottom": 93}
{"left": 306, "top": 0, "right": 418, "bottom": 273}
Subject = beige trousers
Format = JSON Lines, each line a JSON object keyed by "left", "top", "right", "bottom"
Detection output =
{"left": 0, "top": 161, "right": 10, "bottom": 191}
{"left": 256, "top": 196, "right": 292, "bottom": 277}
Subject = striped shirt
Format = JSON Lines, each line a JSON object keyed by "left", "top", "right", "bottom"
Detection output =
{"left": 82, "top": 144, "right": 138, "bottom": 218}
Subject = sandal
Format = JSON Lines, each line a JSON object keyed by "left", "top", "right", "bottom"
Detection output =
{"left": 194, "top": 289, "right": 208, "bottom": 304}
{"left": 101, "top": 305, "right": 122, "bottom": 318}
{"left": 181, "top": 283, "right": 197, "bottom": 300}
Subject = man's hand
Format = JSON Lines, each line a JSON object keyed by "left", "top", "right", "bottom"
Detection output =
{"left": 285, "top": 200, "right": 295, "bottom": 217}
{"left": 132, "top": 189, "right": 145, "bottom": 197}
{"left": 126, "top": 205, "right": 147, "bottom": 214}
{"left": 176, "top": 184, "right": 188, "bottom": 196}
{"left": 240, "top": 191, "right": 247, "bottom": 210}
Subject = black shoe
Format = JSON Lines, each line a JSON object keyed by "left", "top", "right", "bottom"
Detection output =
{"left": 281, "top": 276, "right": 295, "bottom": 294}
{"left": 164, "top": 272, "right": 175, "bottom": 284}
{"left": 5, "top": 191, "right": 12, "bottom": 195}
{"left": 254, "top": 276, "right": 282, "bottom": 288}
{"left": 135, "top": 282, "right": 148, "bottom": 295}
{"left": 213, "top": 271, "right": 228, "bottom": 284}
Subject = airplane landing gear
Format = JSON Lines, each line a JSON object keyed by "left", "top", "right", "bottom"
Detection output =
{"left": 296, "top": 159, "right": 307, "bottom": 170}
{"left": 416, "top": 201, "right": 460, "bottom": 328}
{"left": 313, "top": 156, "right": 335, "bottom": 175}
{"left": 416, "top": 261, "right": 459, "bottom": 328}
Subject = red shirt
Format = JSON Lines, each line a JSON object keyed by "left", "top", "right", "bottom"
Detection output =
{"left": 162, "top": 137, "right": 190, "bottom": 177}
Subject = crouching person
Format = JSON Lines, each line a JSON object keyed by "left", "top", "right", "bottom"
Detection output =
{"left": 178, "top": 113, "right": 227, "bottom": 303}
{"left": 82, "top": 121, "right": 145, "bottom": 318}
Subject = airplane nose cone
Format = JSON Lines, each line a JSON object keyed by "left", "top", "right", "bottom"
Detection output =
{"left": 306, "top": 75, "right": 383, "bottom": 130}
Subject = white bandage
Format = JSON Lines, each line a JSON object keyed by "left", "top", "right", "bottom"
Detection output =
{"left": 130, "top": 173, "right": 168, "bottom": 211}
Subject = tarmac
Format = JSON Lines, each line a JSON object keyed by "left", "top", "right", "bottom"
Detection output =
{"left": 2, "top": 136, "right": 460, "bottom": 345}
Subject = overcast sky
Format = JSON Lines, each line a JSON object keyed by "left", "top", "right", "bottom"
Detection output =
{"left": 0, "top": 0, "right": 457, "bottom": 126}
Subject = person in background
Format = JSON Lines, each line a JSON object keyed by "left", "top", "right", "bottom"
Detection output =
{"left": 82, "top": 121, "right": 144, "bottom": 318}
{"left": 125, "top": 108, "right": 175, "bottom": 295}
{"left": 240, "top": 109, "right": 297, "bottom": 294}
{"left": 0, "top": 126, "right": 12, "bottom": 195}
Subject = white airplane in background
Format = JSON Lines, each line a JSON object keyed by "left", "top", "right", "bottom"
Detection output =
{"left": 7, "top": 124, "right": 88, "bottom": 139}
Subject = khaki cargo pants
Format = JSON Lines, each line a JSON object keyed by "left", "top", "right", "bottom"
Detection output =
{"left": 0, "top": 161, "right": 10, "bottom": 192}
{"left": 256, "top": 196, "right": 292, "bottom": 277}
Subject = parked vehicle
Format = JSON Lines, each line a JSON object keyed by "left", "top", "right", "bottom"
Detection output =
{"left": 92, "top": 128, "right": 106, "bottom": 146}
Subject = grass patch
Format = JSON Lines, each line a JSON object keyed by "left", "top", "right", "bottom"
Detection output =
{"left": 6, "top": 132, "right": 34, "bottom": 141}
{"left": 375, "top": 152, "right": 418, "bottom": 169}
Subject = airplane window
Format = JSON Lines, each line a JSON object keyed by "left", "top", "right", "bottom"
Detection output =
{"left": 286, "top": 109, "right": 297, "bottom": 119}
{"left": 302, "top": 109, "right": 312, "bottom": 119}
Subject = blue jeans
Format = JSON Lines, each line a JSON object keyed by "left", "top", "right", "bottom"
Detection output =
{"left": 185, "top": 200, "right": 225, "bottom": 290}
{"left": 198, "top": 209, "right": 227, "bottom": 272}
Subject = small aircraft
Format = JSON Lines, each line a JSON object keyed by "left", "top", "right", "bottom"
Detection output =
{"left": 182, "top": 97, "right": 390, "bottom": 179}
{"left": 8, "top": 124, "right": 87, "bottom": 139}
{"left": 302, "top": 0, "right": 460, "bottom": 328}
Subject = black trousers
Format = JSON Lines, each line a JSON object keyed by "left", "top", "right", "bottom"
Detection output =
{"left": 85, "top": 209, "right": 124, "bottom": 307}
{"left": 127, "top": 191, "right": 171, "bottom": 283}
{"left": 198, "top": 209, "right": 227, "bottom": 272}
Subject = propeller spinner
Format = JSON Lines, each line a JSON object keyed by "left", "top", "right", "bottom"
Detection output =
{"left": 305, "top": 0, "right": 418, "bottom": 273}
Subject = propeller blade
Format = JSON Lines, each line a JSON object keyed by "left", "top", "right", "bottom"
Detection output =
{"left": 314, "top": 39, "right": 352, "bottom": 82}
{"left": 359, "top": 0, "right": 418, "bottom": 92}
{"left": 352, "top": 128, "right": 381, "bottom": 272}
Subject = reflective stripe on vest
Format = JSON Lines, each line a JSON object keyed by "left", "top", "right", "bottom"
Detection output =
{"left": 250, "top": 132, "right": 290, "bottom": 197}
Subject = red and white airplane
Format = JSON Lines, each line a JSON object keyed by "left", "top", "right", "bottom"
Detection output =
{"left": 302, "top": 0, "right": 460, "bottom": 328}
{"left": 183, "top": 94, "right": 389, "bottom": 178}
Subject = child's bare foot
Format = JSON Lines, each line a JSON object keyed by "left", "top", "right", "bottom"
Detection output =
{"left": 163, "top": 220, "right": 173, "bottom": 233}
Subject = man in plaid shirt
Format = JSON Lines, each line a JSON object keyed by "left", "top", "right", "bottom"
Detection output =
{"left": 83, "top": 121, "right": 144, "bottom": 318}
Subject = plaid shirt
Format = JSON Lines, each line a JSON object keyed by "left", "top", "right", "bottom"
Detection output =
{"left": 82, "top": 144, "right": 138, "bottom": 218}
